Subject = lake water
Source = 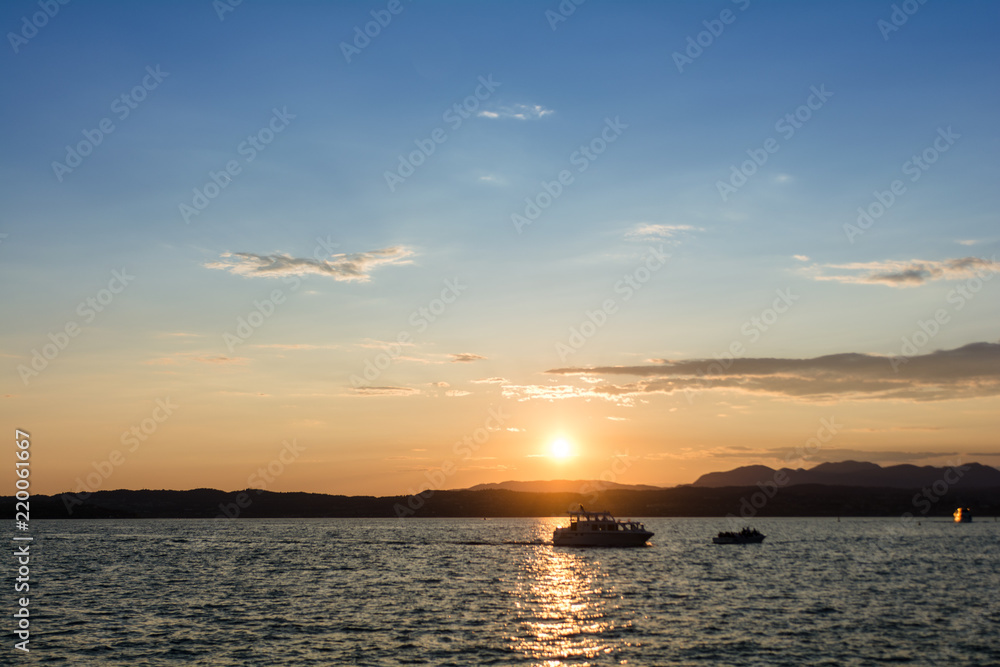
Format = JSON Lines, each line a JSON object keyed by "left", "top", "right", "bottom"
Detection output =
{"left": 16, "top": 517, "right": 1000, "bottom": 665}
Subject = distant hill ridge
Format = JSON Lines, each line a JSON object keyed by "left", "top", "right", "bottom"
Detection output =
{"left": 465, "top": 462, "right": 1000, "bottom": 492}
{"left": 5, "top": 461, "right": 997, "bottom": 520}
{"left": 7, "top": 479, "right": 999, "bottom": 519}
{"left": 690, "top": 460, "right": 1000, "bottom": 489}
{"left": 464, "top": 480, "right": 664, "bottom": 493}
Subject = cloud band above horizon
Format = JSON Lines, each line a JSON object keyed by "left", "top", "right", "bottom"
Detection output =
{"left": 205, "top": 246, "right": 414, "bottom": 282}
{"left": 533, "top": 342, "right": 1000, "bottom": 403}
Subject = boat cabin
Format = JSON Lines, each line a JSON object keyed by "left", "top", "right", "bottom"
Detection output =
{"left": 566, "top": 510, "right": 645, "bottom": 532}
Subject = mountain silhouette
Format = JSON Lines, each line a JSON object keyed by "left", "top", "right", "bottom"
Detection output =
{"left": 691, "top": 460, "right": 1000, "bottom": 488}
{"left": 464, "top": 480, "right": 663, "bottom": 493}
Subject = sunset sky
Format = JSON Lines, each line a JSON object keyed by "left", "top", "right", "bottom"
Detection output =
{"left": 3, "top": 0, "right": 999, "bottom": 497}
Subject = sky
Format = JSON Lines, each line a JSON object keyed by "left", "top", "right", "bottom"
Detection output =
{"left": 3, "top": 0, "right": 999, "bottom": 497}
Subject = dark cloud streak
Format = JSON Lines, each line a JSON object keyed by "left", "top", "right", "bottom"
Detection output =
{"left": 543, "top": 342, "right": 1000, "bottom": 402}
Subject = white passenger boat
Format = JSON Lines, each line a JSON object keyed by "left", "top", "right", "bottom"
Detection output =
{"left": 552, "top": 509, "right": 653, "bottom": 547}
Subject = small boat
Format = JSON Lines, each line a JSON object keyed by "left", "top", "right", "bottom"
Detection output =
{"left": 713, "top": 527, "right": 765, "bottom": 544}
{"left": 552, "top": 508, "right": 653, "bottom": 547}
{"left": 953, "top": 507, "right": 973, "bottom": 523}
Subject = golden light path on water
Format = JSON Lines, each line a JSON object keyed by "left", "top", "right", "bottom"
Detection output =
{"left": 507, "top": 520, "right": 634, "bottom": 665}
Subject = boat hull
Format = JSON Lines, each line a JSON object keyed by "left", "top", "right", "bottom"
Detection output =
{"left": 712, "top": 536, "right": 765, "bottom": 544}
{"left": 552, "top": 530, "right": 653, "bottom": 547}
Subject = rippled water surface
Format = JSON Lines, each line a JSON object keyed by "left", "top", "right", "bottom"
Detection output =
{"left": 17, "top": 517, "right": 1000, "bottom": 665}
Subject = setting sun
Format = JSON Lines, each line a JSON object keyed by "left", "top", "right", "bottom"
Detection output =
{"left": 550, "top": 438, "right": 572, "bottom": 459}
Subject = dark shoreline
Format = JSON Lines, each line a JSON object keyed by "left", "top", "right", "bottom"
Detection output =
{"left": 5, "top": 485, "right": 999, "bottom": 520}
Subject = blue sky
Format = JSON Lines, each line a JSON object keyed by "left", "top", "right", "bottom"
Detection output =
{"left": 3, "top": 0, "right": 999, "bottom": 495}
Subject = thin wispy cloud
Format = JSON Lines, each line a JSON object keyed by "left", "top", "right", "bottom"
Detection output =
{"left": 850, "top": 426, "right": 945, "bottom": 433}
{"left": 195, "top": 355, "right": 247, "bottom": 365}
{"left": 450, "top": 353, "right": 487, "bottom": 363}
{"left": 206, "top": 246, "right": 414, "bottom": 282}
{"left": 358, "top": 339, "right": 416, "bottom": 349}
{"left": 728, "top": 448, "right": 961, "bottom": 463}
{"left": 350, "top": 386, "right": 420, "bottom": 397}
{"left": 478, "top": 103, "right": 554, "bottom": 120}
{"left": 472, "top": 377, "right": 508, "bottom": 384}
{"left": 535, "top": 342, "right": 1000, "bottom": 403}
{"left": 250, "top": 343, "right": 342, "bottom": 351}
{"left": 654, "top": 446, "right": 959, "bottom": 464}
{"left": 459, "top": 463, "right": 515, "bottom": 472}
{"left": 143, "top": 353, "right": 248, "bottom": 366}
{"left": 624, "top": 223, "right": 700, "bottom": 241}
{"left": 807, "top": 256, "right": 997, "bottom": 287}
{"left": 501, "top": 382, "right": 633, "bottom": 405}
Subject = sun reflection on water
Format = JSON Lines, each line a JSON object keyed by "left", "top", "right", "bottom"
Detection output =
{"left": 508, "top": 521, "right": 629, "bottom": 665}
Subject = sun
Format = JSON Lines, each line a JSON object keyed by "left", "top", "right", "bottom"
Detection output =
{"left": 550, "top": 438, "right": 572, "bottom": 459}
